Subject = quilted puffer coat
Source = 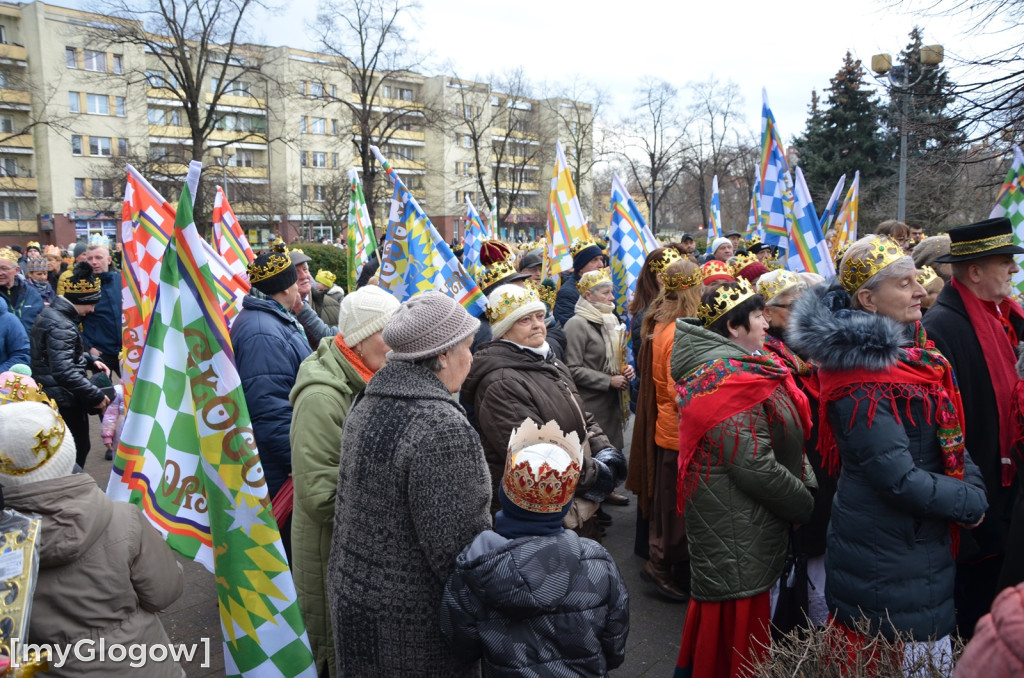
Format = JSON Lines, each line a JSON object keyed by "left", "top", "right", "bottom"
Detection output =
{"left": 671, "top": 319, "right": 816, "bottom": 602}
{"left": 441, "top": 530, "right": 629, "bottom": 677}
{"left": 30, "top": 296, "right": 105, "bottom": 409}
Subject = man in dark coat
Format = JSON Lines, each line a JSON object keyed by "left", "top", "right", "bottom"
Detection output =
{"left": 230, "top": 246, "right": 312, "bottom": 558}
{"left": 0, "top": 247, "right": 43, "bottom": 334}
{"left": 922, "top": 216, "right": 1024, "bottom": 637}
{"left": 553, "top": 240, "right": 606, "bottom": 327}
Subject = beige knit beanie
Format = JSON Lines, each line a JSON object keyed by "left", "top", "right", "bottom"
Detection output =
{"left": 383, "top": 291, "right": 480, "bottom": 362}
{"left": 339, "top": 286, "right": 401, "bottom": 347}
{"left": 487, "top": 284, "right": 545, "bottom": 340}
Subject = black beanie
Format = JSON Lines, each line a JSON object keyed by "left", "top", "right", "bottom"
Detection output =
{"left": 247, "top": 249, "right": 298, "bottom": 295}
{"left": 63, "top": 261, "right": 102, "bottom": 304}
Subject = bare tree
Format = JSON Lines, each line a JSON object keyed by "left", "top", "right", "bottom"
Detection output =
{"left": 542, "top": 77, "right": 607, "bottom": 213}
{"left": 613, "top": 78, "right": 691, "bottom": 233}
{"left": 310, "top": 0, "right": 433, "bottom": 227}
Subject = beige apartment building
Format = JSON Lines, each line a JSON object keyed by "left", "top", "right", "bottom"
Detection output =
{"left": 0, "top": 1, "right": 593, "bottom": 249}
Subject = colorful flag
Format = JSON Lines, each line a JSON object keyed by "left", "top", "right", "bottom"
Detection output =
{"left": 990, "top": 146, "right": 1024, "bottom": 294}
{"left": 746, "top": 170, "right": 763, "bottom": 238}
{"left": 463, "top": 197, "right": 489, "bottom": 277}
{"left": 833, "top": 170, "right": 861, "bottom": 249}
{"left": 347, "top": 169, "right": 378, "bottom": 292}
{"left": 608, "top": 173, "right": 656, "bottom": 316}
{"left": 120, "top": 163, "right": 199, "bottom": 409}
{"left": 759, "top": 90, "right": 794, "bottom": 248}
{"left": 107, "top": 181, "right": 317, "bottom": 678}
{"left": 818, "top": 174, "right": 847, "bottom": 236}
{"left": 787, "top": 167, "right": 836, "bottom": 278}
{"left": 489, "top": 198, "right": 499, "bottom": 239}
{"left": 373, "top": 146, "right": 487, "bottom": 315}
{"left": 546, "top": 141, "right": 591, "bottom": 275}
{"left": 212, "top": 186, "right": 255, "bottom": 278}
{"left": 708, "top": 175, "right": 722, "bottom": 241}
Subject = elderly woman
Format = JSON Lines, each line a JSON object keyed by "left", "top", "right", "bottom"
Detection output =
{"left": 563, "top": 269, "right": 633, "bottom": 451}
{"left": 672, "top": 279, "right": 816, "bottom": 677}
{"left": 626, "top": 258, "right": 702, "bottom": 602}
{"left": 463, "top": 283, "right": 625, "bottom": 537}
{"left": 789, "top": 235, "right": 988, "bottom": 672}
{"left": 327, "top": 291, "right": 491, "bottom": 677}
{"left": 291, "top": 286, "right": 399, "bottom": 678}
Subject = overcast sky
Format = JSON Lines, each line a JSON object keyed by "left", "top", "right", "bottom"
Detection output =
{"left": 63, "top": 0, "right": 1017, "bottom": 144}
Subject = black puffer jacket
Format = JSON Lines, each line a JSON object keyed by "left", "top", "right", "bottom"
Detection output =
{"left": 789, "top": 282, "right": 988, "bottom": 640}
{"left": 441, "top": 530, "right": 629, "bottom": 677}
{"left": 30, "top": 297, "right": 104, "bottom": 409}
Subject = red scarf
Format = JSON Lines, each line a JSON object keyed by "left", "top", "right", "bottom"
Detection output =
{"left": 675, "top": 350, "right": 811, "bottom": 512}
{"left": 334, "top": 333, "right": 376, "bottom": 383}
{"left": 764, "top": 334, "right": 820, "bottom": 401}
{"left": 950, "top": 277, "right": 1023, "bottom": 487}
{"left": 817, "top": 322, "right": 967, "bottom": 552}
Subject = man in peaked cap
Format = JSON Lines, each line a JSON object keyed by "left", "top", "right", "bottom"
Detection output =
{"left": 921, "top": 216, "right": 1024, "bottom": 636}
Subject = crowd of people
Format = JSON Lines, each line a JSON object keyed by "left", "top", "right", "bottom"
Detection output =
{"left": 3, "top": 213, "right": 1024, "bottom": 677}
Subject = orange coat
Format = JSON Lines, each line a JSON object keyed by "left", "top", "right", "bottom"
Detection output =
{"left": 652, "top": 322, "right": 680, "bottom": 450}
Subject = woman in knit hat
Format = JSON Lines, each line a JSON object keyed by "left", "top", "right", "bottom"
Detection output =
{"left": 788, "top": 235, "right": 988, "bottom": 671}
{"left": 463, "top": 284, "right": 625, "bottom": 539}
{"left": 442, "top": 419, "right": 630, "bottom": 677}
{"left": 328, "top": 291, "right": 491, "bottom": 677}
{"left": 29, "top": 261, "right": 110, "bottom": 468}
{"left": 290, "top": 285, "right": 399, "bottom": 678}
{"left": 0, "top": 374, "right": 185, "bottom": 677}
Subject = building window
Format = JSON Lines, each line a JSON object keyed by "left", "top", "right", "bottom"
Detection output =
{"left": 74, "top": 178, "right": 86, "bottom": 198}
{"left": 0, "top": 158, "right": 17, "bottom": 177}
{"left": 146, "top": 70, "right": 165, "bottom": 87}
{"left": 0, "top": 26, "right": 6, "bottom": 45}
{"left": 311, "top": 185, "right": 327, "bottom": 202}
{"left": 148, "top": 107, "right": 180, "bottom": 126}
{"left": 90, "top": 137, "right": 112, "bottom": 157}
{"left": 65, "top": 47, "right": 77, "bottom": 68}
{"left": 309, "top": 82, "right": 323, "bottom": 99}
{"left": 0, "top": 200, "right": 19, "bottom": 220}
{"left": 115, "top": 97, "right": 126, "bottom": 117}
{"left": 311, "top": 151, "right": 327, "bottom": 168}
{"left": 112, "top": 54, "right": 124, "bottom": 74}
{"left": 300, "top": 118, "right": 307, "bottom": 134}
{"left": 91, "top": 179, "right": 114, "bottom": 198}
{"left": 226, "top": 81, "right": 251, "bottom": 96}
{"left": 230, "top": 150, "right": 254, "bottom": 167}
{"left": 83, "top": 50, "right": 106, "bottom": 72}
{"left": 310, "top": 117, "right": 326, "bottom": 134}
{"left": 0, "top": 116, "right": 13, "bottom": 133}
{"left": 118, "top": 138, "right": 128, "bottom": 156}
{"left": 331, "top": 119, "right": 339, "bottom": 135}
{"left": 69, "top": 92, "right": 80, "bottom": 113}
{"left": 86, "top": 94, "right": 109, "bottom": 115}
{"left": 71, "top": 135, "right": 82, "bottom": 155}
{"left": 331, "top": 152, "right": 338, "bottom": 168}
{"left": 0, "top": 72, "right": 8, "bottom": 89}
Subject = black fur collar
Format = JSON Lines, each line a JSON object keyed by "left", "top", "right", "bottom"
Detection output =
{"left": 787, "top": 280, "right": 910, "bottom": 371}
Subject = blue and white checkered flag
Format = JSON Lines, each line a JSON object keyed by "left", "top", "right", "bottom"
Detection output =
{"left": 609, "top": 173, "right": 655, "bottom": 316}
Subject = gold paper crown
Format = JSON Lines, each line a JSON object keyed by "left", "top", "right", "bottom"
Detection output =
{"left": 247, "top": 244, "right": 293, "bottom": 284}
{"left": 502, "top": 419, "right": 583, "bottom": 514}
{"left": 765, "top": 256, "right": 784, "bottom": 271}
{"left": 315, "top": 269, "right": 336, "bottom": 287}
{"left": 917, "top": 265, "right": 940, "bottom": 288}
{"left": 570, "top": 239, "right": 598, "bottom": 258}
{"left": 0, "top": 247, "right": 17, "bottom": 262}
{"left": 832, "top": 242, "right": 850, "bottom": 268}
{"left": 698, "top": 279, "right": 757, "bottom": 328}
{"left": 839, "top": 236, "right": 906, "bottom": 294}
{"left": 756, "top": 270, "right": 803, "bottom": 303}
{"left": 0, "top": 375, "right": 66, "bottom": 474}
{"left": 26, "top": 241, "right": 40, "bottom": 250}
{"left": 648, "top": 248, "right": 682, "bottom": 276}
{"left": 63, "top": 272, "right": 101, "bottom": 296}
{"left": 731, "top": 253, "right": 761, "bottom": 275}
{"left": 520, "top": 239, "right": 545, "bottom": 253}
{"left": 526, "top": 279, "right": 556, "bottom": 308}
{"left": 576, "top": 268, "right": 612, "bottom": 294}
{"left": 663, "top": 269, "right": 703, "bottom": 292}
{"left": 485, "top": 285, "right": 542, "bottom": 324}
{"left": 43, "top": 245, "right": 62, "bottom": 258}
{"left": 477, "top": 260, "right": 520, "bottom": 291}
{"left": 747, "top": 234, "right": 762, "bottom": 247}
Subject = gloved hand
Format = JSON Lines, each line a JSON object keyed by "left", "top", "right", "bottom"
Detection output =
{"left": 579, "top": 448, "right": 627, "bottom": 503}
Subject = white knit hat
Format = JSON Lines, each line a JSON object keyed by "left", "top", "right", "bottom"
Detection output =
{"left": 338, "top": 286, "right": 401, "bottom": 347}
{"left": 710, "top": 237, "right": 731, "bottom": 255}
{"left": 487, "top": 284, "right": 546, "bottom": 340}
{"left": 0, "top": 400, "right": 76, "bottom": 486}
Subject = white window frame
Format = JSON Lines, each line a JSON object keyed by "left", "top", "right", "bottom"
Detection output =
{"left": 83, "top": 50, "right": 106, "bottom": 73}
{"left": 86, "top": 94, "right": 109, "bottom": 115}
{"left": 89, "top": 136, "right": 112, "bottom": 157}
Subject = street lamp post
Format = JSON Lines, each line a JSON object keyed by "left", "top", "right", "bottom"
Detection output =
{"left": 871, "top": 45, "right": 944, "bottom": 222}
{"left": 208, "top": 146, "right": 236, "bottom": 202}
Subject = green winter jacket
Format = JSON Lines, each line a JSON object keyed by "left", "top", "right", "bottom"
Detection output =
{"left": 671, "top": 318, "right": 816, "bottom": 602}
{"left": 289, "top": 336, "right": 367, "bottom": 678}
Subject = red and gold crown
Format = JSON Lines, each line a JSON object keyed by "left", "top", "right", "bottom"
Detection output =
{"left": 480, "top": 240, "right": 515, "bottom": 267}
{"left": 756, "top": 269, "right": 803, "bottom": 303}
{"left": 576, "top": 268, "right": 612, "bottom": 295}
{"left": 700, "top": 259, "right": 735, "bottom": 284}
{"left": 731, "top": 253, "right": 761, "bottom": 275}
{"left": 648, "top": 248, "right": 682, "bottom": 276}
{"left": 502, "top": 419, "right": 583, "bottom": 514}
{"left": 697, "top": 279, "right": 757, "bottom": 328}
{"left": 839, "top": 236, "right": 906, "bottom": 293}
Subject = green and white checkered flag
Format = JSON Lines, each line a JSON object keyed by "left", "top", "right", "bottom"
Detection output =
{"left": 990, "top": 145, "right": 1024, "bottom": 296}
{"left": 107, "top": 180, "right": 316, "bottom": 677}
{"left": 347, "top": 169, "right": 377, "bottom": 291}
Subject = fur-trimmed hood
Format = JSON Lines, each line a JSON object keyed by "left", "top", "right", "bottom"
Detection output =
{"left": 788, "top": 280, "right": 910, "bottom": 372}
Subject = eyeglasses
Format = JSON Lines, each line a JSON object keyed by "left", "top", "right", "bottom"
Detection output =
{"left": 772, "top": 303, "right": 793, "bottom": 310}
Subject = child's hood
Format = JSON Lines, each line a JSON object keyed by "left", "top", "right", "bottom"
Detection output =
{"left": 454, "top": 529, "right": 585, "bottom": 617}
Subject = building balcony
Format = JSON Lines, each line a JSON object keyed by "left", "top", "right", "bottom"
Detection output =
{"left": 0, "top": 133, "right": 33, "bottom": 150}
{"left": 0, "top": 219, "right": 38, "bottom": 234}
{"left": 491, "top": 128, "right": 539, "bottom": 141}
{"left": 0, "top": 44, "right": 26, "bottom": 62}
{"left": 497, "top": 181, "right": 542, "bottom": 192}
{"left": 388, "top": 158, "right": 425, "bottom": 172}
{"left": 0, "top": 89, "right": 29, "bottom": 106}
{"left": 205, "top": 92, "right": 267, "bottom": 110}
{"left": 148, "top": 126, "right": 269, "bottom": 145}
{"left": 0, "top": 176, "right": 36, "bottom": 192}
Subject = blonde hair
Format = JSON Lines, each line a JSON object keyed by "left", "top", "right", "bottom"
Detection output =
{"left": 642, "top": 259, "right": 701, "bottom": 337}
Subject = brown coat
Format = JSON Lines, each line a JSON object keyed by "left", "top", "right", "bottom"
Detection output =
{"left": 462, "top": 340, "right": 613, "bottom": 514}
{"left": 563, "top": 315, "right": 625, "bottom": 450}
{"left": 4, "top": 474, "right": 184, "bottom": 678}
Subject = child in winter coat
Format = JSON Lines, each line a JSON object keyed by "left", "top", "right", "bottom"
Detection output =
{"left": 441, "top": 419, "right": 630, "bottom": 677}
{"left": 101, "top": 383, "right": 125, "bottom": 460}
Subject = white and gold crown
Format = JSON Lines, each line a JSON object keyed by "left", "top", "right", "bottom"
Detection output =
{"left": 485, "top": 285, "right": 542, "bottom": 324}
{"left": 502, "top": 419, "right": 583, "bottom": 514}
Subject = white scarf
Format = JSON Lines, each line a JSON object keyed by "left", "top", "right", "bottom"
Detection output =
{"left": 573, "top": 296, "right": 625, "bottom": 375}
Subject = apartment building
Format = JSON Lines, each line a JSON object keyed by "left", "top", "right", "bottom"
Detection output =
{"left": 0, "top": 1, "right": 593, "bottom": 248}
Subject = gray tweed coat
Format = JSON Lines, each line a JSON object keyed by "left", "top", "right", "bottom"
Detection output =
{"left": 328, "top": 360, "right": 492, "bottom": 677}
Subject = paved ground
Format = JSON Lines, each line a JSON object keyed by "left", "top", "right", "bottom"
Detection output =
{"left": 84, "top": 416, "right": 687, "bottom": 676}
